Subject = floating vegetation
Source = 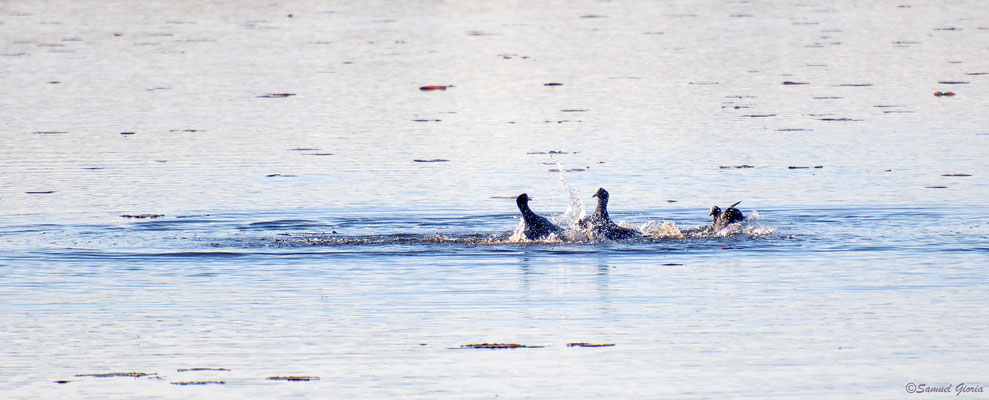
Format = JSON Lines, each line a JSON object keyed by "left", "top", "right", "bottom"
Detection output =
{"left": 458, "top": 343, "right": 544, "bottom": 349}
{"left": 412, "top": 119, "right": 441, "bottom": 122}
{"left": 120, "top": 214, "right": 165, "bottom": 219}
{"left": 267, "top": 376, "right": 320, "bottom": 381}
{"left": 257, "top": 93, "right": 295, "bottom": 98}
{"left": 177, "top": 368, "right": 230, "bottom": 372}
{"left": 548, "top": 168, "right": 586, "bottom": 173}
{"left": 938, "top": 81, "right": 969, "bottom": 85}
{"left": 567, "top": 342, "right": 616, "bottom": 347}
{"left": 942, "top": 173, "right": 972, "bottom": 177}
{"left": 720, "top": 165, "right": 755, "bottom": 169}
{"left": 25, "top": 191, "right": 55, "bottom": 194}
{"left": 413, "top": 159, "right": 449, "bottom": 163}
{"left": 544, "top": 82, "right": 563, "bottom": 86}
{"left": 75, "top": 372, "right": 157, "bottom": 378}
{"left": 782, "top": 81, "right": 809, "bottom": 85}
{"left": 171, "top": 381, "right": 225, "bottom": 385}
{"left": 788, "top": 166, "right": 823, "bottom": 169}
{"left": 33, "top": 131, "right": 67, "bottom": 135}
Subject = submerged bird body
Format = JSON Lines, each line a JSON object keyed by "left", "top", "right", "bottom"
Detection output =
{"left": 577, "top": 188, "right": 640, "bottom": 240}
{"left": 709, "top": 201, "right": 745, "bottom": 230}
{"left": 516, "top": 193, "right": 562, "bottom": 240}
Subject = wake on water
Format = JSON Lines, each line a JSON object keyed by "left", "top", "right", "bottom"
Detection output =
{"left": 248, "top": 163, "right": 776, "bottom": 248}
{"left": 506, "top": 210, "right": 773, "bottom": 244}
{"left": 506, "top": 162, "right": 775, "bottom": 244}
{"left": 251, "top": 215, "right": 775, "bottom": 248}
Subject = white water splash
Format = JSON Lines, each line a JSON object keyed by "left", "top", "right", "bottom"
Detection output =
{"left": 553, "top": 159, "right": 586, "bottom": 228}
{"left": 507, "top": 217, "right": 565, "bottom": 243}
{"left": 695, "top": 210, "right": 775, "bottom": 238}
{"left": 641, "top": 220, "right": 685, "bottom": 239}
{"left": 508, "top": 163, "right": 775, "bottom": 243}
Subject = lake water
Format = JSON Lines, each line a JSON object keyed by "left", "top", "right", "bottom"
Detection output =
{"left": 2, "top": 0, "right": 988, "bottom": 398}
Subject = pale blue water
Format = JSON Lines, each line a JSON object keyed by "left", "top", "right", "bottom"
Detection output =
{"left": 2, "top": 0, "right": 989, "bottom": 398}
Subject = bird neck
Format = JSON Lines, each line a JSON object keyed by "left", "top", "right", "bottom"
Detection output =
{"left": 518, "top": 200, "right": 536, "bottom": 219}
{"left": 593, "top": 197, "right": 609, "bottom": 220}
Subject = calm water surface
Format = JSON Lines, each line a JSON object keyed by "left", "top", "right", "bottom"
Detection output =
{"left": 2, "top": 0, "right": 988, "bottom": 398}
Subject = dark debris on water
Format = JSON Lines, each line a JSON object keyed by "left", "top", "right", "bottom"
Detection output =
{"left": 177, "top": 368, "right": 230, "bottom": 372}
{"left": 267, "top": 376, "right": 320, "bottom": 381}
{"left": 548, "top": 168, "right": 586, "bottom": 172}
{"left": 458, "top": 343, "right": 544, "bottom": 349}
{"left": 120, "top": 214, "right": 165, "bottom": 219}
{"left": 75, "top": 372, "right": 158, "bottom": 378}
{"left": 257, "top": 93, "right": 295, "bottom": 98}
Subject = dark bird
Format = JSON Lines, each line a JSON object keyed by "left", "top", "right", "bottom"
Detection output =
{"left": 709, "top": 201, "right": 745, "bottom": 230}
{"left": 577, "top": 188, "right": 640, "bottom": 240}
{"left": 516, "top": 193, "right": 562, "bottom": 240}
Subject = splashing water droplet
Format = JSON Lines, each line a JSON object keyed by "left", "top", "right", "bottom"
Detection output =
{"left": 553, "top": 159, "right": 586, "bottom": 227}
